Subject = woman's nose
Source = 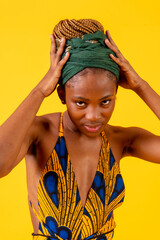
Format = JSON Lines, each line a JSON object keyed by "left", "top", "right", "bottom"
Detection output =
{"left": 85, "top": 107, "right": 101, "bottom": 122}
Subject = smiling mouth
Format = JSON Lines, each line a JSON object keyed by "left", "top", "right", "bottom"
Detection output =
{"left": 84, "top": 125, "right": 102, "bottom": 133}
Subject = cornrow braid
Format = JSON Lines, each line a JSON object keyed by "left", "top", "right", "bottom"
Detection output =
{"left": 53, "top": 19, "right": 104, "bottom": 40}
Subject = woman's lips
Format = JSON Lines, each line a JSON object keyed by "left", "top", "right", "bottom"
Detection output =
{"left": 84, "top": 125, "right": 102, "bottom": 133}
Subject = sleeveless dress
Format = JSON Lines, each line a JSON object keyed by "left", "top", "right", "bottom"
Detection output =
{"left": 31, "top": 112, "right": 125, "bottom": 240}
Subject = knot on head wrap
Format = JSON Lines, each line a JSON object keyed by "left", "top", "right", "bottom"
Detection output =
{"left": 59, "top": 31, "right": 120, "bottom": 85}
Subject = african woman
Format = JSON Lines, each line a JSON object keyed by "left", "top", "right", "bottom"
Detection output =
{"left": 0, "top": 19, "right": 160, "bottom": 240}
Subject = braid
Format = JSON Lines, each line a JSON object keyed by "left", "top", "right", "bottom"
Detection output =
{"left": 53, "top": 19, "right": 104, "bottom": 40}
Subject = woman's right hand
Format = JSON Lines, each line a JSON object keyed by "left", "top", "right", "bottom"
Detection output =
{"left": 0, "top": 35, "right": 70, "bottom": 178}
{"left": 36, "top": 35, "right": 70, "bottom": 97}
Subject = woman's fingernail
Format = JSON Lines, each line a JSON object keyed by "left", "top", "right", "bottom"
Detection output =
{"left": 61, "top": 38, "right": 66, "bottom": 43}
{"left": 105, "top": 39, "right": 109, "bottom": 44}
{"left": 50, "top": 34, "right": 53, "bottom": 39}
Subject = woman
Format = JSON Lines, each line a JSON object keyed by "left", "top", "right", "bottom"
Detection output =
{"left": 0, "top": 19, "right": 159, "bottom": 240}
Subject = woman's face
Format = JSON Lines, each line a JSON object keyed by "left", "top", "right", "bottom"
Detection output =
{"left": 63, "top": 70, "right": 117, "bottom": 137}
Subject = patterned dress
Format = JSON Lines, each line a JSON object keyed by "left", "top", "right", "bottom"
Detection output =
{"left": 31, "top": 113, "right": 125, "bottom": 240}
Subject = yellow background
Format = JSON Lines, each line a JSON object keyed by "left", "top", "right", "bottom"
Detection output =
{"left": 0, "top": 0, "right": 160, "bottom": 239}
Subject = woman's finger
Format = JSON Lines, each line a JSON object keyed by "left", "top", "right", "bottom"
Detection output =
{"left": 105, "top": 38, "right": 122, "bottom": 58}
{"left": 110, "top": 53, "right": 130, "bottom": 71}
{"left": 105, "top": 31, "right": 123, "bottom": 57}
{"left": 55, "top": 38, "right": 66, "bottom": 63}
{"left": 106, "top": 30, "right": 117, "bottom": 46}
{"left": 109, "top": 53, "right": 122, "bottom": 66}
{"left": 54, "top": 52, "right": 70, "bottom": 78}
{"left": 50, "top": 34, "right": 56, "bottom": 65}
{"left": 57, "top": 52, "right": 70, "bottom": 69}
{"left": 105, "top": 38, "right": 115, "bottom": 50}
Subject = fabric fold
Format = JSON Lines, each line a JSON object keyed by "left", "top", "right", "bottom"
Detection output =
{"left": 59, "top": 31, "right": 120, "bottom": 85}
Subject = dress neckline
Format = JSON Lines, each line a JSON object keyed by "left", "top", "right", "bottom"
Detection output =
{"left": 31, "top": 113, "right": 125, "bottom": 236}
{"left": 59, "top": 112, "right": 106, "bottom": 208}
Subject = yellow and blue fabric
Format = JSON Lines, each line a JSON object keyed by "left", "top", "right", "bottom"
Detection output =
{"left": 31, "top": 113, "right": 125, "bottom": 240}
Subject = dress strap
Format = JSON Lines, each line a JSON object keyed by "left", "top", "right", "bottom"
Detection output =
{"left": 101, "top": 130, "right": 109, "bottom": 151}
{"left": 59, "top": 112, "right": 64, "bottom": 137}
{"left": 29, "top": 201, "right": 42, "bottom": 223}
{"left": 101, "top": 130, "right": 105, "bottom": 137}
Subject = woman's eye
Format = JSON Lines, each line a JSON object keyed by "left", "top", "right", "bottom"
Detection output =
{"left": 102, "top": 100, "right": 110, "bottom": 105}
{"left": 76, "top": 101, "right": 85, "bottom": 107}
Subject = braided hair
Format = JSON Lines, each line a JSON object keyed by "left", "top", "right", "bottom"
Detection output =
{"left": 53, "top": 19, "right": 104, "bottom": 40}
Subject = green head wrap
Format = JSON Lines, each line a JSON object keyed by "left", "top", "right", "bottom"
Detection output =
{"left": 59, "top": 31, "right": 120, "bottom": 85}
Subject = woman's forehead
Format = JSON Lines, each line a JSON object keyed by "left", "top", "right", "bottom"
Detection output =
{"left": 66, "top": 68, "right": 117, "bottom": 88}
{"left": 66, "top": 71, "right": 116, "bottom": 90}
{"left": 65, "top": 73, "right": 116, "bottom": 98}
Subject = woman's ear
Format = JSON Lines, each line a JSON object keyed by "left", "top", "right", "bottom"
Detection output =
{"left": 57, "top": 85, "right": 66, "bottom": 104}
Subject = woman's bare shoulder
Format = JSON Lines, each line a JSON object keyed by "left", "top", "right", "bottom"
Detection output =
{"left": 35, "top": 112, "right": 61, "bottom": 127}
{"left": 105, "top": 124, "right": 147, "bottom": 149}
{"left": 105, "top": 124, "right": 130, "bottom": 138}
{"left": 30, "top": 112, "right": 62, "bottom": 144}
{"left": 104, "top": 124, "right": 137, "bottom": 162}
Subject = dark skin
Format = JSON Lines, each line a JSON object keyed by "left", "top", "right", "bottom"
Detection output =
{"left": 0, "top": 32, "right": 160, "bottom": 233}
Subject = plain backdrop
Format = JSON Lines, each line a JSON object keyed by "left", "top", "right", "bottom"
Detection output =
{"left": 0, "top": 0, "right": 160, "bottom": 239}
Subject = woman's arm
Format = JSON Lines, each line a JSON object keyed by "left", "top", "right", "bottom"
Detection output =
{"left": 120, "top": 126, "right": 160, "bottom": 164}
{"left": 105, "top": 31, "right": 160, "bottom": 163}
{"left": 0, "top": 36, "right": 69, "bottom": 177}
{"left": 134, "top": 80, "right": 160, "bottom": 119}
{"left": 105, "top": 30, "right": 160, "bottom": 120}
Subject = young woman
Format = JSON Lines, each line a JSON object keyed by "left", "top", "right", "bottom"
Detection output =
{"left": 0, "top": 19, "right": 160, "bottom": 240}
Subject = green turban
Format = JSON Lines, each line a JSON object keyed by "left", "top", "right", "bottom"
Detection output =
{"left": 59, "top": 31, "right": 120, "bottom": 85}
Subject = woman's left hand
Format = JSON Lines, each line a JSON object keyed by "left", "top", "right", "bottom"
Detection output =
{"left": 105, "top": 30, "right": 143, "bottom": 91}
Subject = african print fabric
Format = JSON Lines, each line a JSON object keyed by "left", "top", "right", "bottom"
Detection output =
{"left": 31, "top": 113, "right": 125, "bottom": 240}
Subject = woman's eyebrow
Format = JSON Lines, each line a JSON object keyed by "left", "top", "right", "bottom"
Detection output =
{"left": 73, "top": 96, "right": 89, "bottom": 101}
{"left": 73, "top": 95, "right": 114, "bottom": 101}
{"left": 99, "top": 95, "right": 114, "bottom": 100}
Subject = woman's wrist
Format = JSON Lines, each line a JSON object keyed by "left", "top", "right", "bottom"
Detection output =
{"left": 31, "top": 86, "right": 46, "bottom": 102}
{"left": 132, "top": 78, "right": 147, "bottom": 94}
{"left": 133, "top": 79, "right": 160, "bottom": 119}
